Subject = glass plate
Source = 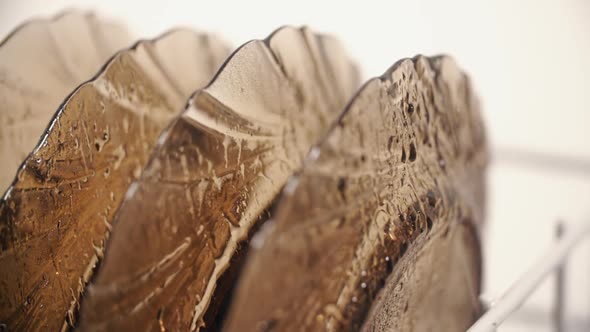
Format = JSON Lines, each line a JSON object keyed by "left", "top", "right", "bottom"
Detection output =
{"left": 0, "top": 24, "right": 230, "bottom": 331}
{"left": 0, "top": 11, "right": 132, "bottom": 192}
{"left": 79, "top": 26, "right": 359, "bottom": 331}
{"left": 225, "top": 56, "right": 488, "bottom": 331}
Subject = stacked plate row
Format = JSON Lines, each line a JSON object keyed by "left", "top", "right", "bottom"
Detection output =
{"left": 0, "top": 11, "right": 487, "bottom": 332}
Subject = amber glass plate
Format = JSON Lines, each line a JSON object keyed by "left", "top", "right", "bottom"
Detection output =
{"left": 225, "top": 56, "right": 488, "bottom": 331}
{"left": 0, "top": 11, "right": 133, "bottom": 193}
{"left": 78, "top": 26, "right": 360, "bottom": 331}
{"left": 0, "top": 28, "right": 230, "bottom": 330}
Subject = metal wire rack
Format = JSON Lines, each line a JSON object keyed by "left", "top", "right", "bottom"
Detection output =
{"left": 468, "top": 149, "right": 590, "bottom": 332}
{"left": 469, "top": 220, "right": 590, "bottom": 332}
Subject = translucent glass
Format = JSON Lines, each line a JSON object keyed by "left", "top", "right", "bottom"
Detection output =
{"left": 225, "top": 56, "right": 488, "bottom": 331}
{"left": 78, "top": 26, "right": 360, "bottom": 331}
{"left": 0, "top": 25, "right": 230, "bottom": 330}
{"left": 0, "top": 11, "right": 132, "bottom": 192}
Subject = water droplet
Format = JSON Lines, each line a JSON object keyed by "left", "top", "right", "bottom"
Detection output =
{"left": 408, "top": 143, "right": 416, "bottom": 162}
{"left": 309, "top": 146, "right": 321, "bottom": 160}
{"left": 197, "top": 225, "right": 205, "bottom": 235}
{"left": 122, "top": 117, "right": 129, "bottom": 133}
{"left": 426, "top": 190, "right": 436, "bottom": 207}
{"left": 337, "top": 177, "right": 346, "bottom": 201}
{"left": 284, "top": 177, "right": 299, "bottom": 194}
{"left": 426, "top": 217, "right": 433, "bottom": 230}
{"left": 442, "top": 226, "right": 450, "bottom": 238}
{"left": 385, "top": 256, "right": 393, "bottom": 273}
{"left": 409, "top": 211, "right": 417, "bottom": 222}
{"left": 258, "top": 319, "right": 277, "bottom": 331}
{"left": 400, "top": 242, "right": 408, "bottom": 255}
{"left": 222, "top": 135, "right": 231, "bottom": 167}
{"left": 112, "top": 145, "right": 126, "bottom": 170}
{"left": 386, "top": 223, "right": 396, "bottom": 240}
{"left": 133, "top": 165, "right": 142, "bottom": 179}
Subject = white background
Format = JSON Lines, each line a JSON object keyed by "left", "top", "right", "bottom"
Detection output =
{"left": 1, "top": 0, "right": 589, "bottom": 330}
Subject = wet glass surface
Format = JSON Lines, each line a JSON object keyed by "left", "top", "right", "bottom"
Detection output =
{"left": 0, "top": 26, "right": 230, "bottom": 330}
{"left": 0, "top": 11, "right": 132, "bottom": 193}
{"left": 78, "top": 26, "right": 360, "bottom": 331}
{"left": 224, "top": 56, "right": 488, "bottom": 331}
{"left": 0, "top": 16, "right": 489, "bottom": 331}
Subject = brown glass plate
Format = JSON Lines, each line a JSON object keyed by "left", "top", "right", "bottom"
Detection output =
{"left": 0, "top": 11, "right": 133, "bottom": 193}
{"left": 0, "top": 29, "right": 230, "bottom": 331}
{"left": 78, "top": 26, "right": 360, "bottom": 331}
{"left": 224, "top": 56, "right": 488, "bottom": 331}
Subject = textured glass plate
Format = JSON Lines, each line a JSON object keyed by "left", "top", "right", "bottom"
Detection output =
{"left": 0, "top": 11, "right": 133, "bottom": 193}
{"left": 78, "top": 26, "right": 360, "bottom": 331}
{"left": 225, "top": 56, "right": 488, "bottom": 331}
{"left": 0, "top": 28, "right": 230, "bottom": 331}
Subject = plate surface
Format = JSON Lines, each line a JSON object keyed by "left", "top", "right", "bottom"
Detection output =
{"left": 0, "top": 26, "right": 230, "bottom": 331}
{"left": 0, "top": 11, "right": 132, "bottom": 192}
{"left": 78, "top": 26, "right": 359, "bottom": 332}
{"left": 225, "top": 56, "right": 488, "bottom": 331}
